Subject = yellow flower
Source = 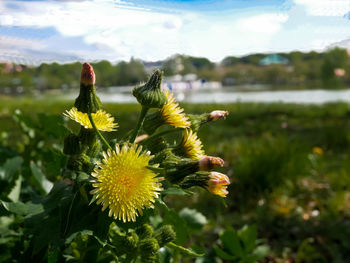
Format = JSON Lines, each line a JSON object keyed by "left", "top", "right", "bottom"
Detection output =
{"left": 64, "top": 107, "right": 118, "bottom": 132}
{"left": 161, "top": 90, "right": 191, "bottom": 128}
{"left": 181, "top": 129, "right": 205, "bottom": 160}
{"left": 312, "top": 147, "right": 323, "bottom": 155}
{"left": 206, "top": 172, "right": 230, "bottom": 197}
{"left": 90, "top": 144, "right": 162, "bottom": 222}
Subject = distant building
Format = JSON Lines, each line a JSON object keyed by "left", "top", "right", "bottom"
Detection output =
{"left": 259, "top": 54, "right": 289, "bottom": 66}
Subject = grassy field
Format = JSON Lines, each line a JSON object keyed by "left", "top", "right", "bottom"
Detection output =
{"left": 1, "top": 96, "right": 350, "bottom": 262}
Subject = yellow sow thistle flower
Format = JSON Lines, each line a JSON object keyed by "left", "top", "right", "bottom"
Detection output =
{"left": 90, "top": 144, "right": 163, "bottom": 222}
{"left": 64, "top": 107, "right": 118, "bottom": 132}
{"left": 161, "top": 90, "right": 191, "bottom": 128}
{"left": 206, "top": 172, "right": 230, "bottom": 197}
{"left": 181, "top": 129, "right": 205, "bottom": 160}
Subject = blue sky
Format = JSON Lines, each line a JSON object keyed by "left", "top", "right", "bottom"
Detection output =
{"left": 0, "top": 0, "right": 350, "bottom": 64}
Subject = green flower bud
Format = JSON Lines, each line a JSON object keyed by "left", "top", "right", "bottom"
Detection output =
{"left": 63, "top": 134, "right": 82, "bottom": 155}
{"left": 78, "top": 127, "right": 97, "bottom": 146}
{"left": 143, "top": 111, "right": 164, "bottom": 134}
{"left": 136, "top": 224, "right": 154, "bottom": 239}
{"left": 67, "top": 154, "right": 91, "bottom": 172}
{"left": 133, "top": 70, "right": 167, "bottom": 108}
{"left": 86, "top": 140, "right": 101, "bottom": 157}
{"left": 164, "top": 157, "right": 200, "bottom": 184}
{"left": 125, "top": 232, "right": 139, "bottom": 251}
{"left": 142, "top": 136, "right": 167, "bottom": 155}
{"left": 74, "top": 63, "right": 102, "bottom": 114}
{"left": 139, "top": 238, "right": 160, "bottom": 257}
{"left": 155, "top": 225, "right": 176, "bottom": 247}
{"left": 187, "top": 113, "right": 208, "bottom": 132}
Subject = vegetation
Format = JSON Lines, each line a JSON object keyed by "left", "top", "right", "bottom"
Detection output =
{"left": 1, "top": 93, "right": 350, "bottom": 262}
{"left": 1, "top": 48, "right": 350, "bottom": 94}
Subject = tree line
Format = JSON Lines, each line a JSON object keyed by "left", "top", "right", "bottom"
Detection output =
{"left": 1, "top": 48, "right": 349, "bottom": 93}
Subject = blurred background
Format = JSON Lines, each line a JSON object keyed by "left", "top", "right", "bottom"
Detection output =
{"left": 1, "top": 0, "right": 350, "bottom": 262}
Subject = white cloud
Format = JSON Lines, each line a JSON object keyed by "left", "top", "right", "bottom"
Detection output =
{"left": 294, "top": 0, "right": 350, "bottom": 16}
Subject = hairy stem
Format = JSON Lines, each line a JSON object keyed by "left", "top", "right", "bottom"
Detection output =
{"left": 88, "top": 113, "right": 112, "bottom": 151}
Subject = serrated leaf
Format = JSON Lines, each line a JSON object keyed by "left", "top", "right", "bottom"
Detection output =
{"left": 166, "top": 242, "right": 204, "bottom": 257}
{"left": 220, "top": 227, "right": 244, "bottom": 257}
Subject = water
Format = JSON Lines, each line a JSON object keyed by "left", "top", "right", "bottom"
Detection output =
{"left": 65, "top": 86, "right": 350, "bottom": 104}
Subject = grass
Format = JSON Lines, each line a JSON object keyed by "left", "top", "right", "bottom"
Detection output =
{"left": 1, "top": 97, "right": 350, "bottom": 261}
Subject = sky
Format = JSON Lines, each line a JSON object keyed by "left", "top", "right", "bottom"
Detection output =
{"left": 0, "top": 0, "right": 350, "bottom": 64}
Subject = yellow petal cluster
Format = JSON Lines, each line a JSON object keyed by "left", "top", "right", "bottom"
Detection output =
{"left": 206, "top": 172, "right": 230, "bottom": 197}
{"left": 161, "top": 90, "right": 191, "bottom": 128}
{"left": 181, "top": 129, "right": 205, "bottom": 160}
{"left": 90, "top": 144, "right": 162, "bottom": 222}
{"left": 64, "top": 107, "right": 118, "bottom": 132}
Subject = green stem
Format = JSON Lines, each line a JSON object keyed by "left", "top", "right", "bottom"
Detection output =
{"left": 130, "top": 106, "right": 149, "bottom": 143}
{"left": 88, "top": 113, "right": 112, "bottom": 151}
{"left": 143, "top": 128, "right": 181, "bottom": 143}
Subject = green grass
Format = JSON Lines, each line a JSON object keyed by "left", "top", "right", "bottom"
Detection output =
{"left": 1, "top": 97, "right": 350, "bottom": 261}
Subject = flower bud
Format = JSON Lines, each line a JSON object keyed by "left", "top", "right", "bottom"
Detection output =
{"left": 139, "top": 238, "right": 160, "bottom": 258}
{"left": 63, "top": 134, "right": 82, "bottom": 155}
{"left": 74, "top": 62, "right": 102, "bottom": 113}
{"left": 208, "top": 110, "right": 229, "bottom": 121}
{"left": 155, "top": 225, "right": 176, "bottom": 247}
{"left": 78, "top": 127, "right": 97, "bottom": 147}
{"left": 136, "top": 224, "right": 154, "bottom": 239}
{"left": 206, "top": 172, "right": 230, "bottom": 197}
{"left": 132, "top": 70, "right": 167, "bottom": 108}
{"left": 199, "top": 156, "right": 224, "bottom": 171}
{"left": 67, "top": 154, "right": 92, "bottom": 172}
{"left": 86, "top": 140, "right": 101, "bottom": 157}
{"left": 80, "top": 62, "right": 95, "bottom": 85}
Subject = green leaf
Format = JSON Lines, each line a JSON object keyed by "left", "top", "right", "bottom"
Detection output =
{"left": 238, "top": 225, "right": 257, "bottom": 253}
{"left": 1, "top": 200, "right": 44, "bottom": 216}
{"left": 30, "top": 161, "right": 53, "bottom": 194}
{"left": 220, "top": 227, "right": 244, "bottom": 257}
{"left": 8, "top": 175, "right": 22, "bottom": 202}
{"left": 252, "top": 245, "right": 269, "bottom": 260}
{"left": 179, "top": 208, "right": 207, "bottom": 231}
{"left": 213, "top": 245, "right": 236, "bottom": 260}
{"left": 166, "top": 242, "right": 205, "bottom": 257}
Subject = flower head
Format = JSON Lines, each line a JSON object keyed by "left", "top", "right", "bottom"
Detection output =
{"left": 64, "top": 107, "right": 118, "bottom": 132}
{"left": 312, "top": 147, "right": 323, "bottom": 155}
{"left": 209, "top": 110, "right": 229, "bottom": 121}
{"left": 181, "top": 129, "right": 205, "bottom": 160}
{"left": 81, "top": 62, "right": 96, "bottom": 85}
{"left": 90, "top": 144, "right": 162, "bottom": 222}
{"left": 206, "top": 172, "right": 230, "bottom": 197}
{"left": 161, "top": 90, "right": 191, "bottom": 128}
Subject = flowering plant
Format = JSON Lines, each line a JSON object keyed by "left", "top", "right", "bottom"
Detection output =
{"left": 2, "top": 63, "right": 230, "bottom": 262}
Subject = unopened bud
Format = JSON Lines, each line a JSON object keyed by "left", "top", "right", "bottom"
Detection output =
{"left": 63, "top": 134, "right": 82, "bottom": 155}
{"left": 208, "top": 110, "right": 229, "bottom": 121}
{"left": 206, "top": 172, "right": 230, "bottom": 197}
{"left": 199, "top": 156, "right": 224, "bottom": 171}
{"left": 75, "top": 62, "right": 101, "bottom": 113}
{"left": 133, "top": 70, "right": 167, "bottom": 108}
{"left": 139, "top": 238, "right": 160, "bottom": 257}
{"left": 155, "top": 225, "right": 176, "bottom": 247}
{"left": 80, "top": 62, "right": 95, "bottom": 85}
{"left": 136, "top": 224, "right": 154, "bottom": 239}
